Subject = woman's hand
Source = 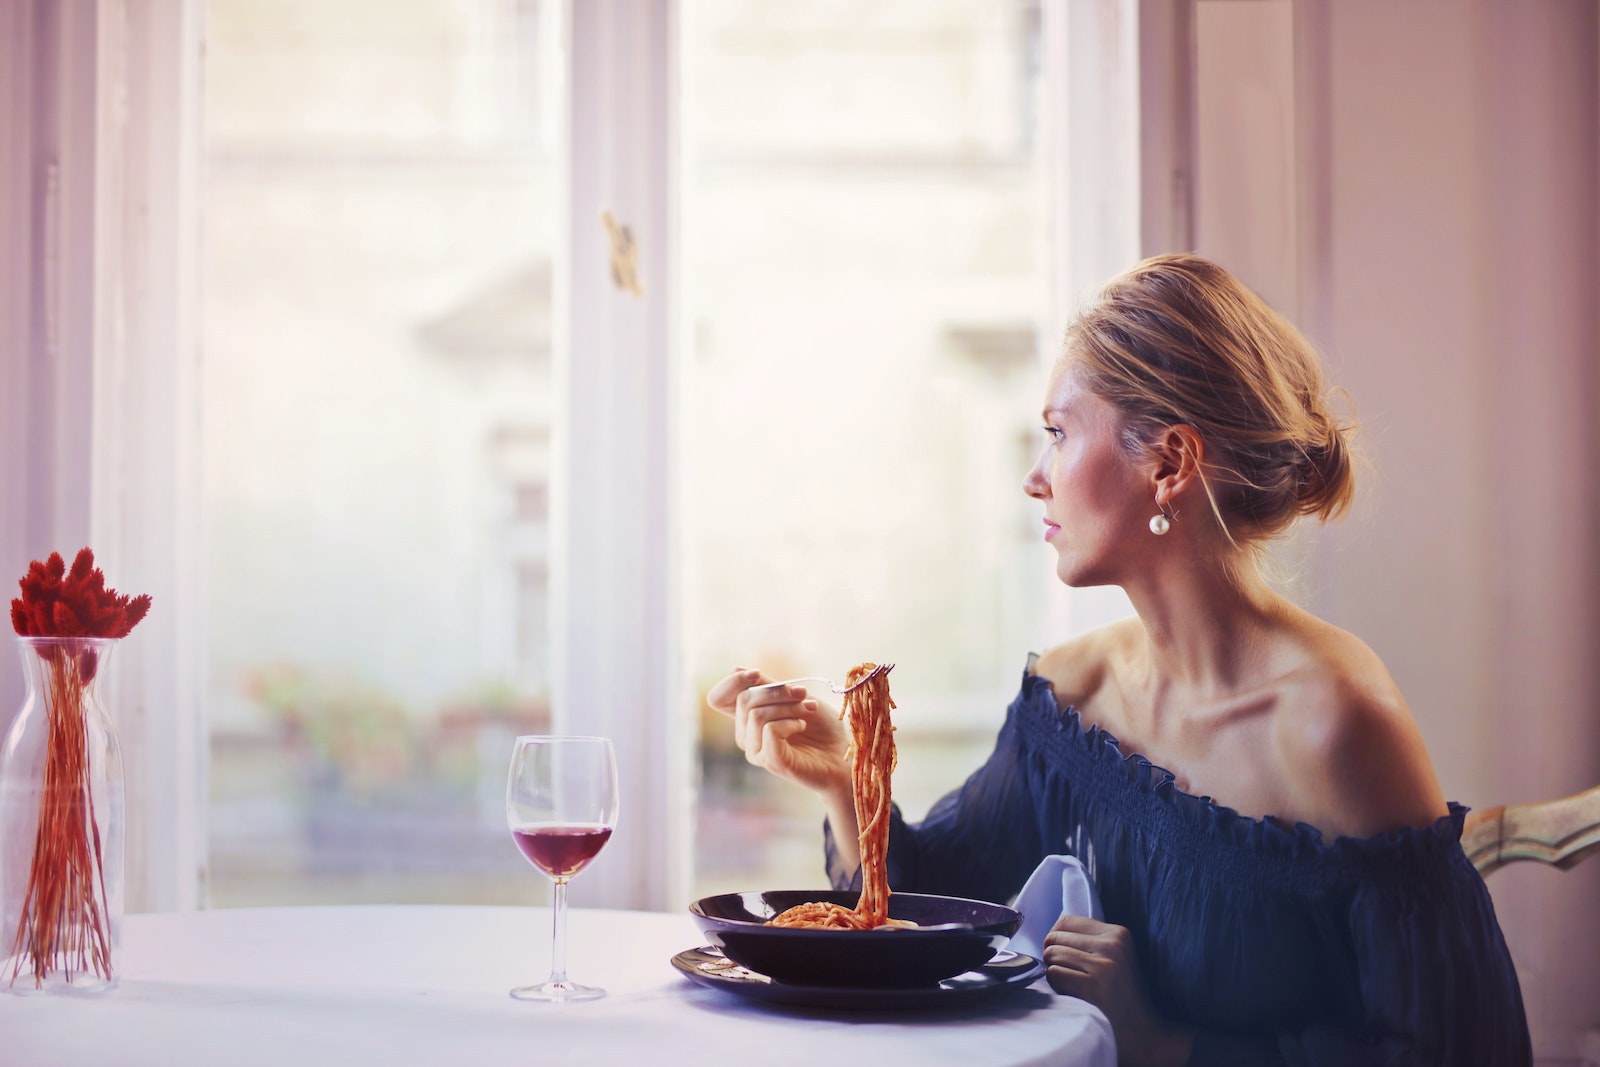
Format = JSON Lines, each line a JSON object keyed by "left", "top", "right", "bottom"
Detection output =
{"left": 1044, "top": 915, "right": 1195, "bottom": 1067}
{"left": 705, "top": 669, "right": 852, "bottom": 797}
{"left": 706, "top": 667, "right": 862, "bottom": 870}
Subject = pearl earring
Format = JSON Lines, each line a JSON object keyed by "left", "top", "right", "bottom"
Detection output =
{"left": 1149, "top": 502, "right": 1174, "bottom": 536}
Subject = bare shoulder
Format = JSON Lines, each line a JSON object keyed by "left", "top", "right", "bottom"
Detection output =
{"left": 1033, "top": 617, "right": 1143, "bottom": 712}
{"left": 1273, "top": 621, "right": 1449, "bottom": 840}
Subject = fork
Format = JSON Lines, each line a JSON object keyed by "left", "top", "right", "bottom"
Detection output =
{"left": 751, "top": 662, "right": 895, "bottom": 695}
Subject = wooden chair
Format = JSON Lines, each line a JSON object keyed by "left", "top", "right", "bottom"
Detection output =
{"left": 1463, "top": 786, "right": 1600, "bottom": 1066}
{"left": 1462, "top": 785, "right": 1600, "bottom": 877}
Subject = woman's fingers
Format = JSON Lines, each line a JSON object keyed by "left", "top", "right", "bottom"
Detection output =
{"left": 1049, "top": 913, "right": 1115, "bottom": 938}
{"left": 1046, "top": 964, "right": 1098, "bottom": 998}
{"left": 1043, "top": 943, "right": 1102, "bottom": 975}
{"left": 708, "top": 666, "right": 845, "bottom": 792}
{"left": 739, "top": 682, "right": 807, "bottom": 712}
{"left": 1038, "top": 917, "right": 1187, "bottom": 1060}
{"left": 758, "top": 719, "right": 808, "bottom": 767}
{"left": 1042, "top": 917, "right": 1125, "bottom": 994}
{"left": 733, "top": 682, "right": 807, "bottom": 752}
{"left": 1043, "top": 937, "right": 1101, "bottom": 995}
{"left": 1041, "top": 917, "right": 1142, "bottom": 1001}
{"left": 1044, "top": 917, "right": 1126, "bottom": 954}
{"left": 706, "top": 668, "right": 768, "bottom": 715}
{"left": 737, "top": 695, "right": 811, "bottom": 758}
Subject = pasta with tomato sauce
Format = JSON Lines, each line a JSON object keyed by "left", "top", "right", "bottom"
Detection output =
{"left": 767, "top": 663, "right": 910, "bottom": 930}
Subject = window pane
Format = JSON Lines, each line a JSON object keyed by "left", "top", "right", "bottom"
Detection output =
{"left": 684, "top": 0, "right": 1048, "bottom": 898}
{"left": 203, "top": 0, "right": 561, "bottom": 906}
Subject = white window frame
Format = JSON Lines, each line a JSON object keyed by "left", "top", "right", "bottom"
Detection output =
{"left": 554, "top": 0, "right": 690, "bottom": 910}
{"left": 0, "top": 0, "right": 1189, "bottom": 913}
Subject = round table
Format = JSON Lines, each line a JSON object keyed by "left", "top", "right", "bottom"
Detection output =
{"left": 0, "top": 905, "right": 1116, "bottom": 1067}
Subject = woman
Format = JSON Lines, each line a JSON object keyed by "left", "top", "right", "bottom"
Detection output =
{"left": 707, "top": 254, "right": 1529, "bottom": 1065}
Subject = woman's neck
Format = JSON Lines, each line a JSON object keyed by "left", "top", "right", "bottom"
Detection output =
{"left": 1119, "top": 546, "right": 1289, "bottom": 711}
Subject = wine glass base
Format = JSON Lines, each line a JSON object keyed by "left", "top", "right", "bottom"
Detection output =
{"left": 510, "top": 980, "right": 606, "bottom": 1003}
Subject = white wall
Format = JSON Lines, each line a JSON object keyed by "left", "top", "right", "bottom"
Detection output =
{"left": 1189, "top": 0, "right": 1599, "bottom": 1057}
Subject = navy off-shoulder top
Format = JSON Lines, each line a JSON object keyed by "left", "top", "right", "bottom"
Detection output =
{"left": 825, "top": 667, "right": 1531, "bottom": 1065}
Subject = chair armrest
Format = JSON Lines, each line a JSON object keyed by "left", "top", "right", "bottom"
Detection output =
{"left": 1463, "top": 785, "right": 1600, "bottom": 876}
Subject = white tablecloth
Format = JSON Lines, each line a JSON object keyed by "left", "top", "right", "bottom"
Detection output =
{"left": 0, "top": 908, "right": 1113, "bottom": 1067}
{"left": 0, "top": 906, "right": 1115, "bottom": 1067}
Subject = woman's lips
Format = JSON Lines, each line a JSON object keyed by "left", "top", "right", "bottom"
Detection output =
{"left": 1043, "top": 520, "right": 1060, "bottom": 540}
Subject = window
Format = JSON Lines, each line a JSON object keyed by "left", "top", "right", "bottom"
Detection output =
{"left": 202, "top": 0, "right": 564, "bottom": 906}
{"left": 3, "top": 0, "right": 1148, "bottom": 912}
{"left": 682, "top": 0, "right": 1051, "bottom": 899}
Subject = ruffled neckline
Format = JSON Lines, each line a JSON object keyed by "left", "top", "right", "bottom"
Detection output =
{"left": 1015, "top": 668, "right": 1468, "bottom": 879}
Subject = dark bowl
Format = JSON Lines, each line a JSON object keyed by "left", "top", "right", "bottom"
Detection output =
{"left": 689, "top": 889, "right": 1022, "bottom": 988}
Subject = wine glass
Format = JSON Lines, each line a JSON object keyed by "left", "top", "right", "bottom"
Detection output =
{"left": 506, "top": 735, "right": 620, "bottom": 1002}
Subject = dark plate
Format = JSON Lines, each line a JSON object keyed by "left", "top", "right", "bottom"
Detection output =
{"left": 671, "top": 946, "right": 1045, "bottom": 1010}
{"left": 689, "top": 890, "right": 1022, "bottom": 987}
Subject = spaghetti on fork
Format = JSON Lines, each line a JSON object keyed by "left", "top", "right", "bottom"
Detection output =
{"left": 767, "top": 662, "right": 910, "bottom": 930}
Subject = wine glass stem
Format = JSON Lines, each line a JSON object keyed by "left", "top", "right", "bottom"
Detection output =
{"left": 548, "top": 878, "right": 570, "bottom": 986}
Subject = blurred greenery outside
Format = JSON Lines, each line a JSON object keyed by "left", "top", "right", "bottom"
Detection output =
{"left": 211, "top": 665, "right": 552, "bottom": 905}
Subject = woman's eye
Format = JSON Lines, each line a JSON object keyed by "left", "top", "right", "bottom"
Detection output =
{"left": 1042, "top": 425, "right": 1063, "bottom": 442}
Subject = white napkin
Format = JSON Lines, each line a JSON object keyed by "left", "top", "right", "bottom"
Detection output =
{"left": 1008, "top": 854, "right": 1103, "bottom": 960}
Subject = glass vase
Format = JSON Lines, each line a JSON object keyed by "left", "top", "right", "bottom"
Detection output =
{"left": 0, "top": 637, "right": 125, "bottom": 994}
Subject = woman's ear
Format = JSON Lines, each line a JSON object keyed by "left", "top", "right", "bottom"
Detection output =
{"left": 1150, "top": 424, "right": 1205, "bottom": 507}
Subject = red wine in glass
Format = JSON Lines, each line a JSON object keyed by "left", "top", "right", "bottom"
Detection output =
{"left": 511, "top": 824, "right": 614, "bottom": 881}
{"left": 506, "top": 735, "right": 619, "bottom": 1003}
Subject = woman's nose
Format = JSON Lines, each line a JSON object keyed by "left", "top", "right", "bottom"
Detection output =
{"left": 1023, "top": 459, "right": 1048, "bottom": 499}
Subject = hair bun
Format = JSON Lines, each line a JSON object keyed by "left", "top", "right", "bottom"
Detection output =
{"left": 1296, "top": 414, "right": 1355, "bottom": 521}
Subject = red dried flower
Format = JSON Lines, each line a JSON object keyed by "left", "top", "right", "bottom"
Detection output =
{"left": 10, "top": 548, "right": 152, "bottom": 639}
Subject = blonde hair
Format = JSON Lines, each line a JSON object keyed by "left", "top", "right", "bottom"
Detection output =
{"left": 1064, "top": 253, "right": 1355, "bottom": 544}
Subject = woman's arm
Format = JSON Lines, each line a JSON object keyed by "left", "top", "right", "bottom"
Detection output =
{"left": 1184, "top": 812, "right": 1529, "bottom": 1067}
{"left": 833, "top": 703, "right": 1051, "bottom": 903}
{"left": 712, "top": 665, "right": 1054, "bottom": 901}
